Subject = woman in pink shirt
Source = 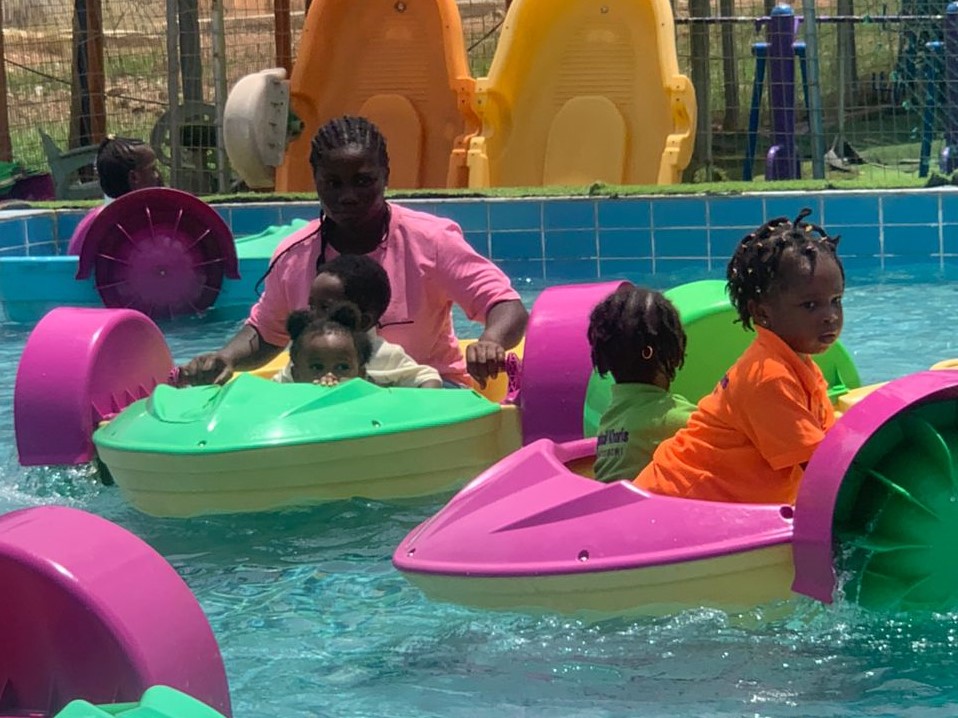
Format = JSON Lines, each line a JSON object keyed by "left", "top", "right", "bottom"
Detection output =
{"left": 178, "top": 116, "right": 527, "bottom": 387}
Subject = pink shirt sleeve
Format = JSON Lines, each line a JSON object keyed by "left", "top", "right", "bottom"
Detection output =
{"left": 246, "top": 220, "right": 321, "bottom": 348}
{"left": 433, "top": 220, "right": 520, "bottom": 323}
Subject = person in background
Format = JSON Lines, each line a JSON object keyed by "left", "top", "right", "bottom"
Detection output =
{"left": 588, "top": 284, "right": 695, "bottom": 482}
{"left": 96, "top": 135, "right": 163, "bottom": 201}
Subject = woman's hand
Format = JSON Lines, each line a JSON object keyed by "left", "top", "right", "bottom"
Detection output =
{"left": 176, "top": 352, "right": 234, "bottom": 386}
{"left": 466, "top": 339, "right": 506, "bottom": 388}
{"left": 468, "top": 299, "right": 528, "bottom": 387}
{"left": 175, "top": 326, "right": 283, "bottom": 387}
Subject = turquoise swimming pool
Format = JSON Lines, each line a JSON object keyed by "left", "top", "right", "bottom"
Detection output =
{"left": 3, "top": 265, "right": 958, "bottom": 717}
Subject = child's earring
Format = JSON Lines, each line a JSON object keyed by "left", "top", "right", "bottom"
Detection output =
{"left": 642, "top": 346, "right": 654, "bottom": 360}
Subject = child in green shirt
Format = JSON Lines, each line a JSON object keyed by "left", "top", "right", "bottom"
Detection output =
{"left": 587, "top": 284, "right": 696, "bottom": 482}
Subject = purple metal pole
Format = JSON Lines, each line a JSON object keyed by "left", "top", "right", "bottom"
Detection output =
{"left": 766, "top": 4, "right": 801, "bottom": 180}
{"left": 940, "top": 2, "right": 958, "bottom": 173}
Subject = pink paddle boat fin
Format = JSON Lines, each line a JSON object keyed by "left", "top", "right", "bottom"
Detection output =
{"left": 14, "top": 307, "right": 173, "bottom": 466}
{"left": 74, "top": 188, "right": 238, "bottom": 319}
{"left": 0, "top": 506, "right": 231, "bottom": 717}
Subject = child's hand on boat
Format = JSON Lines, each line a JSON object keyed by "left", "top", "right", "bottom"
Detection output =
{"left": 314, "top": 373, "right": 341, "bottom": 387}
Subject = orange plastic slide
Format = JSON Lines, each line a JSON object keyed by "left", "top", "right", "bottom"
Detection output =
{"left": 274, "top": 0, "right": 479, "bottom": 192}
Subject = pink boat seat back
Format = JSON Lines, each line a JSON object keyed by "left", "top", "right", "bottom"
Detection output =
{"left": 15, "top": 307, "right": 174, "bottom": 467}
{"left": 520, "top": 281, "right": 628, "bottom": 444}
{"left": 793, "top": 370, "right": 958, "bottom": 606}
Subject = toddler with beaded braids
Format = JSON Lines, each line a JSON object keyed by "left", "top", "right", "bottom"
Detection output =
{"left": 634, "top": 208, "right": 844, "bottom": 504}
{"left": 588, "top": 284, "right": 695, "bottom": 482}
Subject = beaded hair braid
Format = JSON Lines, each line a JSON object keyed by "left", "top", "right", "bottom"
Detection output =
{"left": 726, "top": 207, "right": 843, "bottom": 330}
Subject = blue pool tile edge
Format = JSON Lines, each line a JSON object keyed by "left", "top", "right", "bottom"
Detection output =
{"left": 1, "top": 188, "right": 957, "bottom": 279}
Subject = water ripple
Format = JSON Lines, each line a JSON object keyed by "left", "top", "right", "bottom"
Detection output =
{"left": 3, "top": 273, "right": 958, "bottom": 716}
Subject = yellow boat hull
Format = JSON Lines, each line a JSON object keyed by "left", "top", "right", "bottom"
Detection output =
{"left": 403, "top": 543, "right": 795, "bottom": 618}
{"left": 100, "top": 406, "right": 522, "bottom": 518}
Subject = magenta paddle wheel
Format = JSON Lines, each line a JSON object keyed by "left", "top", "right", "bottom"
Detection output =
{"left": 73, "top": 188, "right": 239, "bottom": 319}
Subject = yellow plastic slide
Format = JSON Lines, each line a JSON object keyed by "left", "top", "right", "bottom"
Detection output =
{"left": 274, "top": 0, "right": 478, "bottom": 192}
{"left": 467, "top": 0, "right": 696, "bottom": 187}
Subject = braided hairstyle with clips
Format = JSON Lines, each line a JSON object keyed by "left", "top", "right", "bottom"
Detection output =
{"left": 96, "top": 135, "right": 148, "bottom": 198}
{"left": 727, "top": 208, "right": 843, "bottom": 330}
{"left": 587, "top": 284, "right": 687, "bottom": 385}
{"left": 309, "top": 116, "right": 390, "bottom": 182}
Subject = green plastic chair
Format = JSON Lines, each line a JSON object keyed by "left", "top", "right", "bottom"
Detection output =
{"left": 39, "top": 129, "right": 102, "bottom": 200}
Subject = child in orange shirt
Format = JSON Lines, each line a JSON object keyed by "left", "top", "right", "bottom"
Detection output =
{"left": 634, "top": 208, "right": 843, "bottom": 504}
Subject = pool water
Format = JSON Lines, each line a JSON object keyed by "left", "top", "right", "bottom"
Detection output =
{"left": 4, "top": 268, "right": 958, "bottom": 717}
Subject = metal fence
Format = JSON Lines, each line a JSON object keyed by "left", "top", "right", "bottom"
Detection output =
{"left": 674, "top": 0, "right": 955, "bottom": 184}
{"left": 0, "top": 0, "right": 952, "bottom": 193}
{"left": 1, "top": 0, "right": 310, "bottom": 194}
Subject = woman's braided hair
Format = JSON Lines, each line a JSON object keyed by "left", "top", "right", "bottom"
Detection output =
{"left": 587, "top": 284, "right": 687, "bottom": 384}
{"left": 726, "top": 208, "right": 843, "bottom": 330}
{"left": 309, "top": 116, "right": 389, "bottom": 182}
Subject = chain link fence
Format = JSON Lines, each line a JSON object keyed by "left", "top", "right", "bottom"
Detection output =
{"left": 1, "top": 0, "right": 308, "bottom": 195}
{"left": 674, "top": 0, "right": 954, "bottom": 184}
{"left": 1, "top": 0, "right": 949, "bottom": 193}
